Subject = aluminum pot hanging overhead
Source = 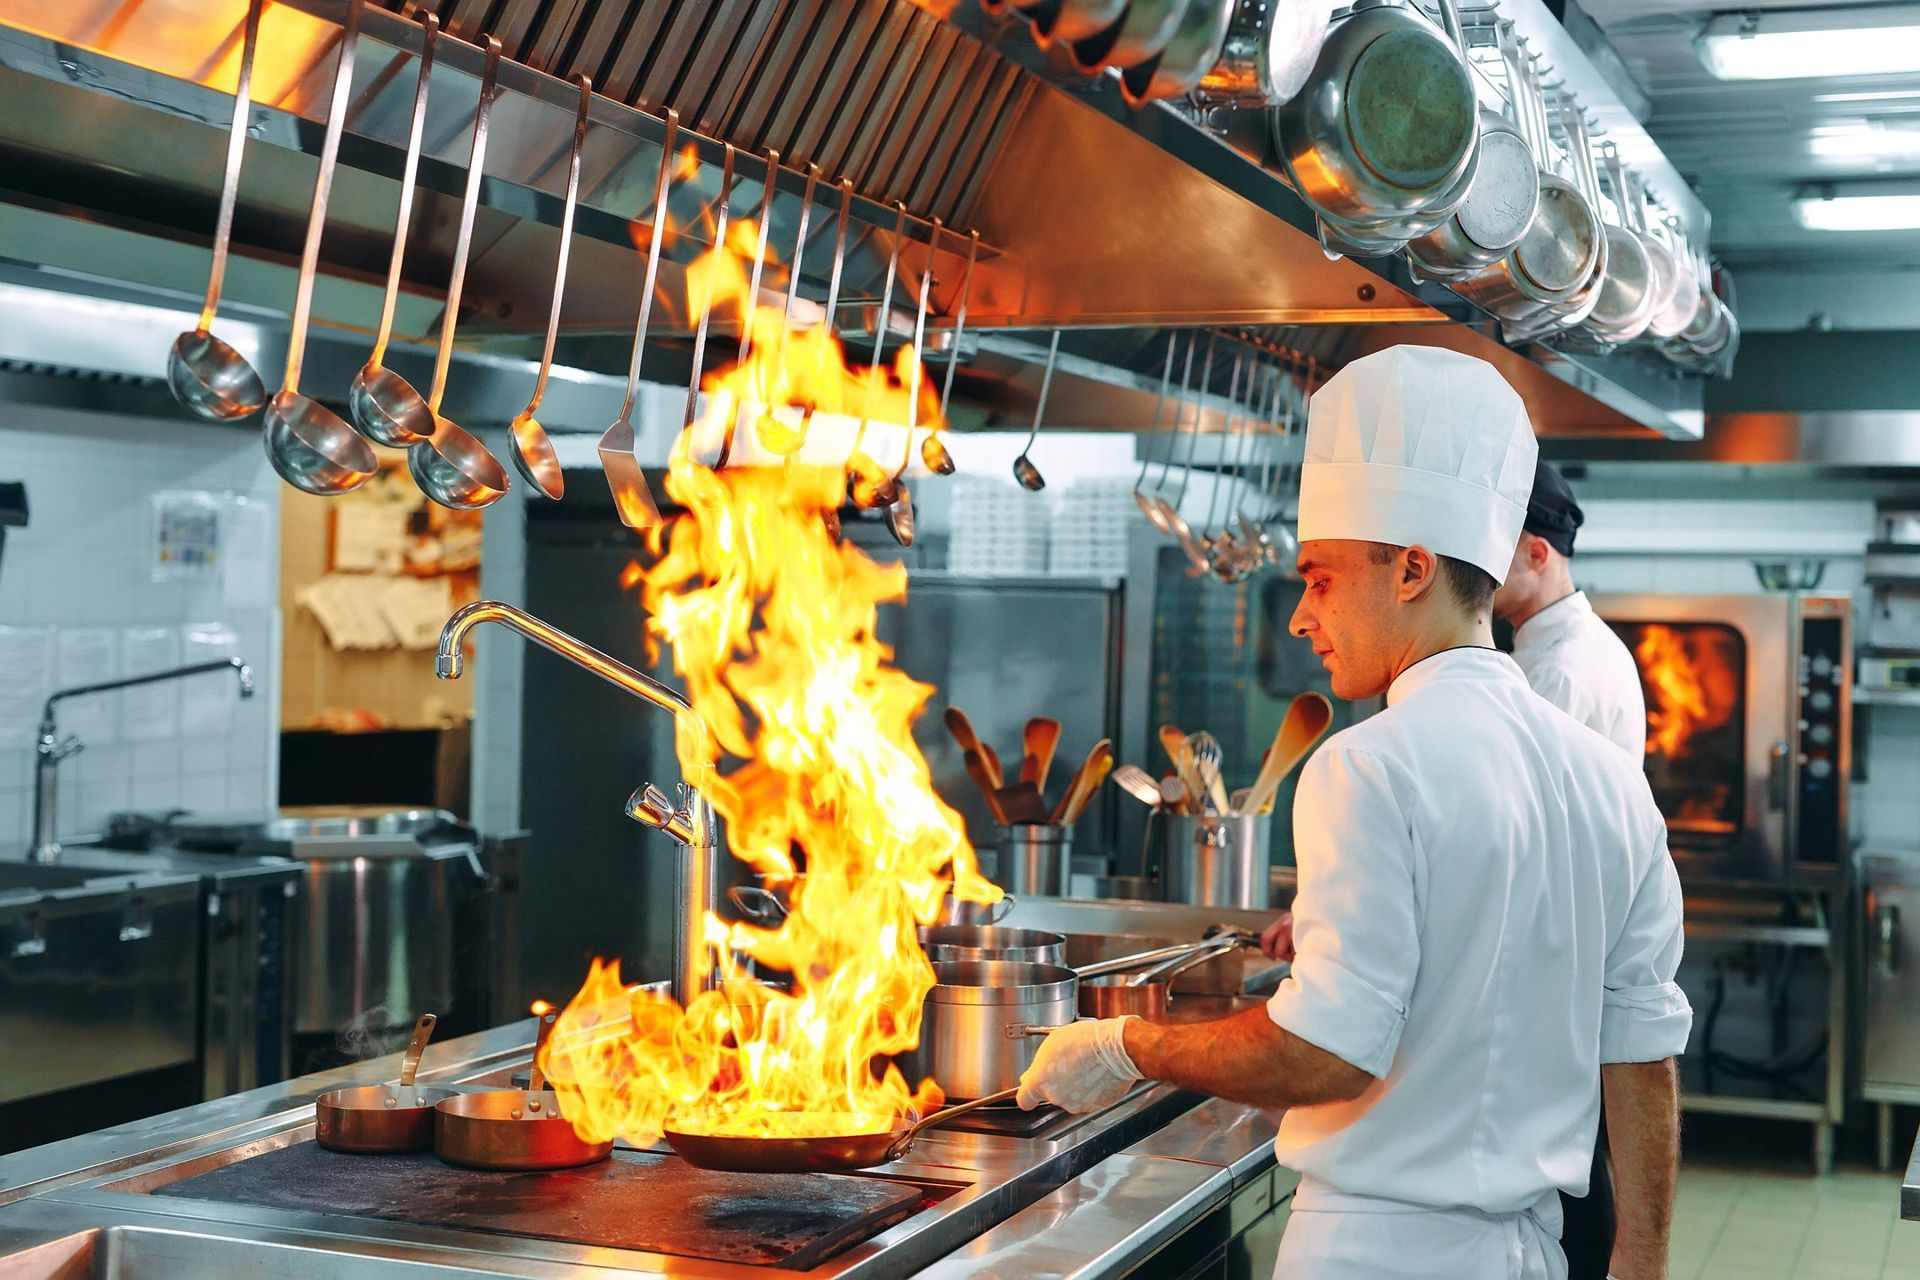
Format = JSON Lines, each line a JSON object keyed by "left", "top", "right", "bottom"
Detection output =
{"left": 1191, "top": 0, "right": 1337, "bottom": 108}
{"left": 1271, "top": 0, "right": 1479, "bottom": 254}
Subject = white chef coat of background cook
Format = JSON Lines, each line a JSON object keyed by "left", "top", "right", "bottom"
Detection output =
{"left": 1268, "top": 646, "right": 1690, "bottom": 1218}
{"left": 1511, "top": 591, "right": 1647, "bottom": 759}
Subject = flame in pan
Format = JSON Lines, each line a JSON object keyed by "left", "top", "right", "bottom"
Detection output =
{"left": 539, "top": 217, "right": 997, "bottom": 1145}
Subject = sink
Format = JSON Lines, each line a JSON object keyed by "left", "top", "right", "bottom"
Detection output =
{"left": 7, "top": 1227, "right": 492, "bottom": 1279}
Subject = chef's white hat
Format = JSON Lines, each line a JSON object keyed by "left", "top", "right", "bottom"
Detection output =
{"left": 1297, "top": 345, "right": 1537, "bottom": 584}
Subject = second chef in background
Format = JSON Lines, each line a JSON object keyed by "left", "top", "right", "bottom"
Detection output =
{"left": 1018, "top": 346, "right": 1692, "bottom": 1280}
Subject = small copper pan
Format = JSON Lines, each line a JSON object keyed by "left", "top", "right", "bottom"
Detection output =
{"left": 433, "top": 1008, "right": 612, "bottom": 1171}
{"left": 315, "top": 1013, "right": 456, "bottom": 1153}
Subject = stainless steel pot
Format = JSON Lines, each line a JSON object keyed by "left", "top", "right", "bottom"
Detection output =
{"left": 1562, "top": 104, "right": 1653, "bottom": 345}
{"left": 1069, "top": 0, "right": 1190, "bottom": 73}
{"left": 1402, "top": 6, "right": 1538, "bottom": 284}
{"left": 1120, "top": 0, "right": 1237, "bottom": 105}
{"left": 1446, "top": 27, "right": 1601, "bottom": 329}
{"left": 897, "top": 961, "right": 1077, "bottom": 1100}
{"left": 919, "top": 925, "right": 1067, "bottom": 966}
{"left": 1615, "top": 168, "right": 1684, "bottom": 337}
{"left": 1026, "top": 0, "right": 1132, "bottom": 47}
{"left": 934, "top": 890, "right": 1016, "bottom": 927}
{"left": 1646, "top": 218, "right": 1703, "bottom": 339}
{"left": 1161, "top": 813, "right": 1271, "bottom": 909}
{"left": 1272, "top": 0, "right": 1478, "bottom": 245}
{"left": 1193, "top": 0, "right": 1334, "bottom": 108}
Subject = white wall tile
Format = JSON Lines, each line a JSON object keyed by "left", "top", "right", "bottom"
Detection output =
{"left": 0, "top": 403, "right": 280, "bottom": 846}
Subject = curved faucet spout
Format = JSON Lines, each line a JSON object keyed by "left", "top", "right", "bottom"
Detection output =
{"left": 436, "top": 599, "right": 718, "bottom": 1006}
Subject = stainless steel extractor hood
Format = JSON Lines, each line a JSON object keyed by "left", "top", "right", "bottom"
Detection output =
{"left": 0, "top": 0, "right": 1713, "bottom": 439}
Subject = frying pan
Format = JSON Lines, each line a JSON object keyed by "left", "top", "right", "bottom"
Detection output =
{"left": 433, "top": 1009, "right": 613, "bottom": 1171}
{"left": 663, "top": 1087, "right": 1020, "bottom": 1174}
{"left": 314, "top": 1013, "right": 455, "bottom": 1153}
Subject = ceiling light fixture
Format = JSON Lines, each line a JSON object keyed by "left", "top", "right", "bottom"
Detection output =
{"left": 1813, "top": 89, "right": 1920, "bottom": 103}
{"left": 1809, "top": 120, "right": 1920, "bottom": 162}
{"left": 1792, "top": 181, "right": 1920, "bottom": 231}
{"left": 1698, "top": 5, "right": 1920, "bottom": 80}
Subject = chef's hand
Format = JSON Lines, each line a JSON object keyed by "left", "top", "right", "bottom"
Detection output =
{"left": 1016, "top": 1017, "right": 1141, "bottom": 1113}
{"left": 1260, "top": 911, "right": 1295, "bottom": 962}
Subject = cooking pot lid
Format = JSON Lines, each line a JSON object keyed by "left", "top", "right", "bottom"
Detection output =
{"left": 1457, "top": 128, "right": 1538, "bottom": 251}
{"left": 1512, "top": 183, "right": 1598, "bottom": 294}
{"left": 1261, "top": 0, "right": 1337, "bottom": 104}
{"left": 1345, "top": 28, "right": 1474, "bottom": 193}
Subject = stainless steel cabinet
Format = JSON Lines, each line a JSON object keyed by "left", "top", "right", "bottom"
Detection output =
{"left": 1861, "top": 852, "right": 1920, "bottom": 1166}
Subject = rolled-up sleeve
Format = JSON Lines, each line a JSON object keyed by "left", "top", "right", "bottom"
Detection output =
{"left": 1600, "top": 829, "right": 1692, "bottom": 1063}
{"left": 1267, "top": 744, "right": 1418, "bottom": 1079}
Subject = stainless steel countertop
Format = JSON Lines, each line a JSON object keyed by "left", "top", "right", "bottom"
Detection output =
{"left": 0, "top": 1017, "right": 1282, "bottom": 1278}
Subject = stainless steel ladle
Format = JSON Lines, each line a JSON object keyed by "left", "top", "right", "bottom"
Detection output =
{"left": 262, "top": 0, "right": 377, "bottom": 495}
{"left": 1156, "top": 332, "right": 1219, "bottom": 572}
{"left": 749, "top": 161, "right": 818, "bottom": 458}
{"left": 1012, "top": 330, "right": 1061, "bottom": 492}
{"left": 506, "top": 73, "right": 593, "bottom": 501}
{"left": 347, "top": 13, "right": 439, "bottom": 447}
{"left": 924, "top": 227, "right": 979, "bottom": 477}
{"left": 170, "top": 0, "right": 268, "bottom": 422}
{"left": 882, "top": 222, "right": 938, "bottom": 547}
{"left": 599, "top": 108, "right": 680, "bottom": 529}
{"left": 846, "top": 203, "right": 910, "bottom": 508}
{"left": 1130, "top": 331, "right": 1182, "bottom": 533}
{"left": 407, "top": 36, "right": 512, "bottom": 511}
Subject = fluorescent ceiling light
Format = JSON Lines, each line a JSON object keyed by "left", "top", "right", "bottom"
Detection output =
{"left": 1809, "top": 120, "right": 1920, "bottom": 161}
{"left": 1697, "top": 5, "right": 1920, "bottom": 80}
{"left": 1814, "top": 89, "right": 1920, "bottom": 103}
{"left": 1793, "top": 182, "right": 1920, "bottom": 231}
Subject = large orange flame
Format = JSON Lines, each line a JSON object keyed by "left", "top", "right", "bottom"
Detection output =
{"left": 540, "top": 217, "right": 996, "bottom": 1145}
{"left": 1636, "top": 624, "right": 1736, "bottom": 758}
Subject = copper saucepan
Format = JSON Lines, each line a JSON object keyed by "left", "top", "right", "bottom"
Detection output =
{"left": 315, "top": 1013, "right": 455, "bottom": 1153}
{"left": 433, "top": 1009, "right": 612, "bottom": 1171}
{"left": 663, "top": 1086, "right": 1021, "bottom": 1174}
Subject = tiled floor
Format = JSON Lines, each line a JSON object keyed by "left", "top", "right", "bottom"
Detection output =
{"left": 1670, "top": 1159, "right": 1918, "bottom": 1279}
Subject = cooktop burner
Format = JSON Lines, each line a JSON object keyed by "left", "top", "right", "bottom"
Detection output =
{"left": 930, "top": 1101, "right": 1065, "bottom": 1138}
{"left": 155, "top": 1142, "right": 929, "bottom": 1269}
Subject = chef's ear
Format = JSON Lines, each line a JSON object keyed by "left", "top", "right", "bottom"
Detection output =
{"left": 1396, "top": 545, "right": 1442, "bottom": 603}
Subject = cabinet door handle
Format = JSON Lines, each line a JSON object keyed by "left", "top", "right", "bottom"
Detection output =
{"left": 1878, "top": 901, "right": 1901, "bottom": 974}
{"left": 1767, "top": 740, "right": 1790, "bottom": 811}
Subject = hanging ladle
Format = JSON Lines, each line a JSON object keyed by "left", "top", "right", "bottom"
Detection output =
{"left": 713, "top": 146, "right": 777, "bottom": 470}
{"left": 598, "top": 108, "right": 680, "bottom": 529}
{"left": 1131, "top": 331, "right": 1182, "bottom": 533}
{"left": 169, "top": 0, "right": 268, "bottom": 422}
{"left": 1156, "top": 332, "right": 1220, "bottom": 573}
{"left": 880, "top": 218, "right": 938, "bottom": 547}
{"left": 924, "top": 227, "right": 979, "bottom": 477}
{"left": 347, "top": 13, "right": 439, "bottom": 447}
{"left": 847, "top": 203, "right": 911, "bottom": 509}
{"left": 1012, "top": 331, "right": 1061, "bottom": 492}
{"left": 505, "top": 73, "right": 594, "bottom": 501}
{"left": 407, "top": 36, "right": 511, "bottom": 511}
{"left": 683, "top": 143, "right": 736, "bottom": 462}
{"left": 750, "top": 161, "right": 818, "bottom": 457}
{"left": 262, "top": 0, "right": 377, "bottom": 496}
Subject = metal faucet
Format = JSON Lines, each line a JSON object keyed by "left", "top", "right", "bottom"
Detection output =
{"left": 29, "top": 657, "right": 254, "bottom": 864}
{"left": 436, "top": 600, "right": 719, "bottom": 1007}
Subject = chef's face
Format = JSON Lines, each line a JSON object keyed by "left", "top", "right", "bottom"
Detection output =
{"left": 1288, "top": 540, "right": 1408, "bottom": 700}
{"left": 1491, "top": 532, "right": 1550, "bottom": 623}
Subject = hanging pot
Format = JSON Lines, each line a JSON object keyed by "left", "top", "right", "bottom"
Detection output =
{"left": 1193, "top": 0, "right": 1336, "bottom": 109}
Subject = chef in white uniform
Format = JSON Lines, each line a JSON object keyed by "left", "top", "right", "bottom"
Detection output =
{"left": 1018, "top": 346, "right": 1691, "bottom": 1280}
{"left": 1494, "top": 459, "right": 1646, "bottom": 758}
{"left": 1494, "top": 459, "right": 1650, "bottom": 1280}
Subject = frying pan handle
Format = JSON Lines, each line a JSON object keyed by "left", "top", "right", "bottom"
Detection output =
{"left": 1005, "top": 1022, "right": 1077, "bottom": 1039}
{"left": 398, "top": 1013, "right": 437, "bottom": 1088}
{"left": 887, "top": 1086, "right": 1025, "bottom": 1161}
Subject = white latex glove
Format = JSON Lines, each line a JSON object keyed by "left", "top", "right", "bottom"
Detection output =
{"left": 1016, "top": 1017, "right": 1141, "bottom": 1113}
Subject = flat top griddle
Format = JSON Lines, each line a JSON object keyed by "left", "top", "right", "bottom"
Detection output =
{"left": 155, "top": 1141, "right": 927, "bottom": 1269}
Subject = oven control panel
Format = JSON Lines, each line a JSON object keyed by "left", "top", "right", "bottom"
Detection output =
{"left": 1794, "top": 598, "right": 1851, "bottom": 877}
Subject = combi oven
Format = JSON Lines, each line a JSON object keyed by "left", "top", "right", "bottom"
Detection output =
{"left": 1588, "top": 593, "right": 1851, "bottom": 888}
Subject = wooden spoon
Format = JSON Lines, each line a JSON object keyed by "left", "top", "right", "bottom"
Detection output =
{"left": 1050, "top": 738, "right": 1113, "bottom": 825}
{"left": 945, "top": 707, "right": 1002, "bottom": 788}
{"left": 1021, "top": 717, "right": 1062, "bottom": 791}
{"left": 1239, "top": 692, "right": 1333, "bottom": 816}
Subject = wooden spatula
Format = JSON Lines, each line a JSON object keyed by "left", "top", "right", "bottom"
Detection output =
{"left": 1020, "top": 717, "right": 1062, "bottom": 791}
{"left": 945, "top": 707, "right": 1001, "bottom": 788}
{"left": 964, "top": 748, "right": 1011, "bottom": 824}
{"left": 1240, "top": 692, "right": 1333, "bottom": 816}
{"left": 1050, "top": 738, "right": 1113, "bottom": 825}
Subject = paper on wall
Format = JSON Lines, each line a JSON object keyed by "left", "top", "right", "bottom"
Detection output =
{"left": 56, "top": 627, "right": 119, "bottom": 744}
{"left": 151, "top": 490, "right": 221, "bottom": 582}
{"left": 181, "top": 621, "right": 243, "bottom": 736}
{"left": 376, "top": 577, "right": 454, "bottom": 650}
{"left": 121, "top": 625, "right": 181, "bottom": 741}
{"left": 332, "top": 505, "right": 406, "bottom": 574}
{"left": 296, "top": 574, "right": 397, "bottom": 650}
{"left": 0, "top": 625, "right": 53, "bottom": 745}
{"left": 220, "top": 494, "right": 273, "bottom": 610}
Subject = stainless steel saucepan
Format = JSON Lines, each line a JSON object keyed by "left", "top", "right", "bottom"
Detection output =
{"left": 1193, "top": 0, "right": 1334, "bottom": 109}
{"left": 1272, "top": 0, "right": 1479, "bottom": 256}
{"left": 920, "top": 924, "right": 1067, "bottom": 966}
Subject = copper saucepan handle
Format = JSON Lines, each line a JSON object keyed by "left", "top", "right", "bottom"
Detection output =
{"left": 398, "top": 1012, "right": 437, "bottom": 1088}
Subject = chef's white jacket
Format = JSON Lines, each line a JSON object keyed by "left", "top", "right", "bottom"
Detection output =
{"left": 1267, "top": 646, "right": 1690, "bottom": 1222}
{"left": 1511, "top": 591, "right": 1647, "bottom": 759}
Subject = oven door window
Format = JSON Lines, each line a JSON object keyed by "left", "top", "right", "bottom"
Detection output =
{"left": 1609, "top": 621, "right": 1748, "bottom": 850}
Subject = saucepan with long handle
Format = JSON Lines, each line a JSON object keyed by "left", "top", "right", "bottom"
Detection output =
{"left": 434, "top": 1008, "right": 612, "bottom": 1170}
{"left": 663, "top": 1086, "right": 1021, "bottom": 1174}
{"left": 315, "top": 1012, "right": 455, "bottom": 1153}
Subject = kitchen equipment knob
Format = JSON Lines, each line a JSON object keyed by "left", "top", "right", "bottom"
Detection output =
{"left": 1807, "top": 757, "right": 1833, "bottom": 780}
{"left": 1808, "top": 689, "right": 1834, "bottom": 713}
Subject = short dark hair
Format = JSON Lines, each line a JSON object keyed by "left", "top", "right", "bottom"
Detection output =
{"left": 1366, "top": 544, "right": 1497, "bottom": 615}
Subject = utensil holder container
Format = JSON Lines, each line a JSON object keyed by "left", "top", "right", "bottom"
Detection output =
{"left": 1161, "top": 814, "right": 1271, "bottom": 909}
{"left": 996, "top": 824, "right": 1073, "bottom": 897}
